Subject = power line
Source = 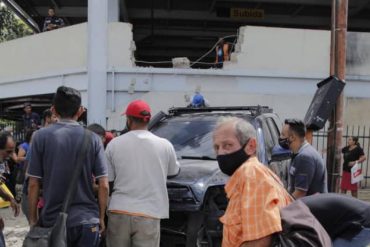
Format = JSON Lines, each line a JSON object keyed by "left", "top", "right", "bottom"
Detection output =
{"left": 134, "top": 34, "right": 238, "bottom": 67}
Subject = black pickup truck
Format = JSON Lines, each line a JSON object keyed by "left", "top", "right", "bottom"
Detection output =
{"left": 149, "top": 106, "right": 290, "bottom": 247}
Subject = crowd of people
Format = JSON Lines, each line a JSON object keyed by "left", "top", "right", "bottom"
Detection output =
{"left": 0, "top": 85, "right": 370, "bottom": 247}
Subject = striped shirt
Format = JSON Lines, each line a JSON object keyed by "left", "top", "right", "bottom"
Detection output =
{"left": 220, "top": 157, "right": 292, "bottom": 247}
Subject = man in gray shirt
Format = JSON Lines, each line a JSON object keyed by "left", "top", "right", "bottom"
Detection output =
{"left": 28, "top": 86, "right": 109, "bottom": 247}
{"left": 279, "top": 118, "right": 327, "bottom": 198}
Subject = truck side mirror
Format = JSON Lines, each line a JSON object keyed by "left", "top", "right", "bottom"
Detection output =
{"left": 270, "top": 145, "right": 292, "bottom": 163}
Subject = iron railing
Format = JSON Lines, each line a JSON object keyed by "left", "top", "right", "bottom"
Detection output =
{"left": 313, "top": 125, "right": 370, "bottom": 188}
{"left": 0, "top": 119, "right": 25, "bottom": 143}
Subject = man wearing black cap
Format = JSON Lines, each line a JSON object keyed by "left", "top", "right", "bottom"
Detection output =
{"left": 105, "top": 99, "right": 180, "bottom": 247}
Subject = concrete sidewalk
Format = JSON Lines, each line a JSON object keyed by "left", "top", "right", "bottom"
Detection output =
{"left": 359, "top": 189, "right": 370, "bottom": 202}
{"left": 1, "top": 190, "right": 370, "bottom": 247}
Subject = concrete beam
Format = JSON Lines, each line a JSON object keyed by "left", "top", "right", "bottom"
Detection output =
{"left": 129, "top": 9, "right": 370, "bottom": 29}
{"left": 136, "top": 48, "right": 213, "bottom": 58}
{"left": 134, "top": 27, "right": 235, "bottom": 41}
{"left": 108, "top": 0, "right": 120, "bottom": 22}
{"left": 348, "top": 0, "right": 370, "bottom": 17}
{"left": 120, "top": 0, "right": 129, "bottom": 22}
{"left": 291, "top": 5, "right": 305, "bottom": 17}
{"left": 33, "top": 6, "right": 370, "bottom": 30}
{"left": 35, "top": 6, "right": 87, "bottom": 17}
{"left": 87, "top": 0, "right": 108, "bottom": 127}
{"left": 209, "top": 0, "right": 217, "bottom": 12}
{"left": 138, "top": 40, "right": 216, "bottom": 49}
{"left": 214, "top": 0, "right": 329, "bottom": 7}
{"left": 49, "top": 0, "right": 60, "bottom": 8}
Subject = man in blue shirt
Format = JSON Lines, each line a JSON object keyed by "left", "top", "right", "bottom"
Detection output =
{"left": 22, "top": 103, "right": 40, "bottom": 131}
{"left": 279, "top": 118, "right": 327, "bottom": 198}
{"left": 28, "top": 86, "right": 109, "bottom": 247}
{"left": 42, "top": 7, "right": 65, "bottom": 32}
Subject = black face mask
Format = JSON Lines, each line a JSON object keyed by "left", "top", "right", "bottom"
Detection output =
{"left": 278, "top": 137, "right": 290, "bottom": 150}
{"left": 217, "top": 143, "right": 250, "bottom": 176}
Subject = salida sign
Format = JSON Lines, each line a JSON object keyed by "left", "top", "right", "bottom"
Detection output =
{"left": 230, "top": 8, "right": 264, "bottom": 19}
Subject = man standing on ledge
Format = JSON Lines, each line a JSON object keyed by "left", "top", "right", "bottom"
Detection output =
{"left": 42, "top": 7, "right": 65, "bottom": 32}
{"left": 22, "top": 103, "right": 40, "bottom": 131}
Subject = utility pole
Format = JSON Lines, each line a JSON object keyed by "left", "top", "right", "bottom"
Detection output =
{"left": 326, "top": 0, "right": 348, "bottom": 192}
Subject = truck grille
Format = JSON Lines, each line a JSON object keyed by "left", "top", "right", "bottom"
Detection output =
{"left": 167, "top": 185, "right": 196, "bottom": 204}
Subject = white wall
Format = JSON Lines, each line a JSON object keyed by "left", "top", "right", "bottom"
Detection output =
{"left": 225, "top": 26, "right": 331, "bottom": 78}
{"left": 0, "top": 24, "right": 87, "bottom": 79}
{"left": 1, "top": 24, "right": 370, "bottom": 130}
{"left": 108, "top": 23, "right": 135, "bottom": 68}
{"left": 0, "top": 22, "right": 135, "bottom": 79}
{"left": 344, "top": 98, "right": 370, "bottom": 126}
{"left": 347, "top": 32, "right": 370, "bottom": 77}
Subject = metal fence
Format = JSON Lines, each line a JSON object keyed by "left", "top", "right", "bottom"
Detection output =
{"left": 0, "top": 119, "right": 25, "bottom": 143}
{"left": 313, "top": 125, "right": 370, "bottom": 188}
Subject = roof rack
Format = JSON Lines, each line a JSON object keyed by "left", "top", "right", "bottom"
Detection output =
{"left": 168, "top": 106, "right": 273, "bottom": 116}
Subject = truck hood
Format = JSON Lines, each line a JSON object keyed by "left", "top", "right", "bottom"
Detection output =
{"left": 167, "top": 159, "right": 229, "bottom": 203}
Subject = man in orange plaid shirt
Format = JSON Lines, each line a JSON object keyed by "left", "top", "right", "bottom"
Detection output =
{"left": 213, "top": 117, "right": 292, "bottom": 247}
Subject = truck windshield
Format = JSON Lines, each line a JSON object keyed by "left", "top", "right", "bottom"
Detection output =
{"left": 151, "top": 118, "right": 217, "bottom": 159}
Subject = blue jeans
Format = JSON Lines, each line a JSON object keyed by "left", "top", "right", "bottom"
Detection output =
{"left": 333, "top": 227, "right": 370, "bottom": 247}
{"left": 0, "top": 231, "right": 5, "bottom": 247}
{"left": 67, "top": 224, "right": 100, "bottom": 247}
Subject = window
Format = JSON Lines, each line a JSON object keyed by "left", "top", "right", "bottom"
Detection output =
{"left": 255, "top": 117, "right": 274, "bottom": 162}
{"left": 266, "top": 117, "right": 280, "bottom": 146}
{"left": 151, "top": 118, "right": 217, "bottom": 159}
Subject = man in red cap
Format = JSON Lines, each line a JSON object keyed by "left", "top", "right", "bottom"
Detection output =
{"left": 105, "top": 99, "right": 180, "bottom": 247}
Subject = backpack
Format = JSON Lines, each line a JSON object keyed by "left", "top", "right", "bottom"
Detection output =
{"left": 272, "top": 200, "right": 332, "bottom": 247}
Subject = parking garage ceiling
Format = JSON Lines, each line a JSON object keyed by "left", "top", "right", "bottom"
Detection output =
{"left": 5, "top": 0, "right": 370, "bottom": 68}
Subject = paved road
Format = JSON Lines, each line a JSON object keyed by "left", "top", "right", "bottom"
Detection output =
{"left": 0, "top": 190, "right": 369, "bottom": 247}
{"left": 359, "top": 189, "right": 370, "bottom": 202}
{"left": 1, "top": 208, "right": 28, "bottom": 247}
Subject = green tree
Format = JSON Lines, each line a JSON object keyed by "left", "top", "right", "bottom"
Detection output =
{"left": 0, "top": 1, "right": 33, "bottom": 42}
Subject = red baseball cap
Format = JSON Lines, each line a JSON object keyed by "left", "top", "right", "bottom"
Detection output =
{"left": 123, "top": 100, "right": 151, "bottom": 121}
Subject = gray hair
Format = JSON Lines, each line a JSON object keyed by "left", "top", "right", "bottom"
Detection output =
{"left": 214, "top": 116, "right": 256, "bottom": 146}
